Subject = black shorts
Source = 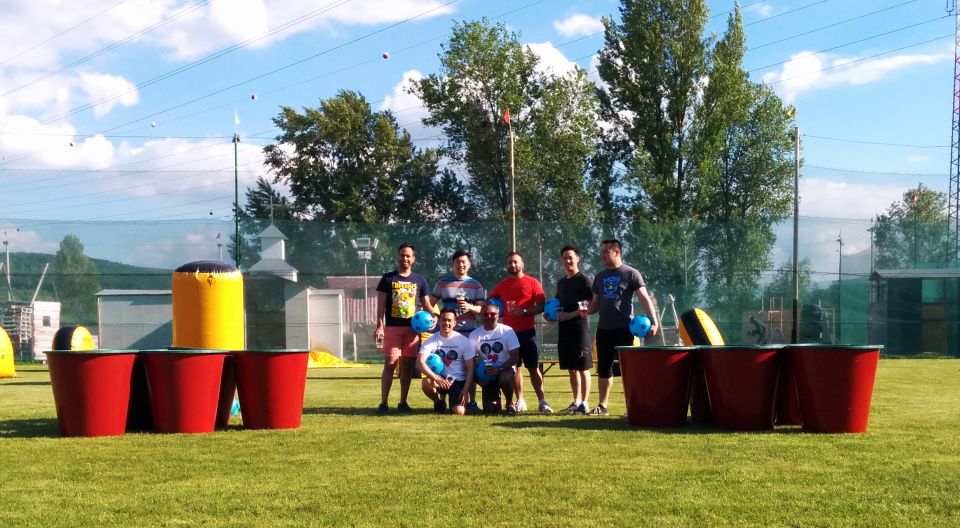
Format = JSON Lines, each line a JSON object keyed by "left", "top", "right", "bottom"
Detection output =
{"left": 439, "top": 379, "right": 467, "bottom": 406}
{"left": 515, "top": 328, "right": 539, "bottom": 370}
{"left": 596, "top": 326, "right": 633, "bottom": 379}
{"left": 558, "top": 319, "right": 592, "bottom": 371}
{"left": 481, "top": 378, "right": 503, "bottom": 406}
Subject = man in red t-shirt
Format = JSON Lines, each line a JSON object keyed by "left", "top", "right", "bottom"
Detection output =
{"left": 489, "top": 252, "right": 552, "bottom": 413}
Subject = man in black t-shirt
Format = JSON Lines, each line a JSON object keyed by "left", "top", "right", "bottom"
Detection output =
{"left": 553, "top": 246, "right": 593, "bottom": 414}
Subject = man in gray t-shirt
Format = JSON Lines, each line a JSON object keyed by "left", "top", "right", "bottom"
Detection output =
{"left": 586, "top": 239, "right": 659, "bottom": 415}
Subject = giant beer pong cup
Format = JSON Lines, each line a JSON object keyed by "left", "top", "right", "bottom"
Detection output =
{"left": 142, "top": 349, "right": 228, "bottom": 434}
{"left": 47, "top": 349, "right": 137, "bottom": 437}
{"left": 699, "top": 345, "right": 781, "bottom": 430}
{"left": 232, "top": 349, "right": 309, "bottom": 430}
{"left": 617, "top": 346, "right": 695, "bottom": 427}
{"left": 787, "top": 344, "right": 881, "bottom": 433}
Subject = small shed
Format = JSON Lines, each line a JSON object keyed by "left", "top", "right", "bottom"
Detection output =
{"left": 96, "top": 289, "right": 173, "bottom": 350}
{"left": 870, "top": 268, "right": 960, "bottom": 356}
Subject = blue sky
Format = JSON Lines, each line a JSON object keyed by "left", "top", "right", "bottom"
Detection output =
{"left": 0, "top": 0, "right": 954, "bottom": 271}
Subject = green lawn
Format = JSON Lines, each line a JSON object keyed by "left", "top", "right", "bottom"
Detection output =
{"left": 1, "top": 360, "right": 958, "bottom": 527}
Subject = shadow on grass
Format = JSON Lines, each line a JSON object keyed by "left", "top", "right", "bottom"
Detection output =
{"left": 0, "top": 417, "right": 60, "bottom": 438}
{"left": 0, "top": 381, "right": 51, "bottom": 386}
{"left": 493, "top": 419, "right": 806, "bottom": 434}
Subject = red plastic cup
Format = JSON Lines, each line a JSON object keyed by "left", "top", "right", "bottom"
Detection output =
{"left": 142, "top": 349, "right": 227, "bottom": 434}
{"left": 699, "top": 345, "right": 782, "bottom": 430}
{"left": 788, "top": 345, "right": 881, "bottom": 433}
{"left": 233, "top": 349, "right": 309, "bottom": 430}
{"left": 617, "top": 346, "right": 695, "bottom": 427}
{"left": 47, "top": 350, "right": 137, "bottom": 437}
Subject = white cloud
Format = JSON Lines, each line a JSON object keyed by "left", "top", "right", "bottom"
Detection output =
{"left": 906, "top": 155, "right": 930, "bottom": 164}
{"left": 762, "top": 49, "right": 950, "bottom": 101}
{"left": 526, "top": 42, "right": 579, "bottom": 78}
{"left": 79, "top": 73, "right": 139, "bottom": 117}
{"left": 745, "top": 3, "right": 774, "bottom": 18}
{"left": 799, "top": 177, "right": 905, "bottom": 219}
{"left": 0, "top": 225, "right": 59, "bottom": 254}
{"left": 553, "top": 14, "right": 603, "bottom": 37}
{"left": 379, "top": 69, "right": 440, "bottom": 145}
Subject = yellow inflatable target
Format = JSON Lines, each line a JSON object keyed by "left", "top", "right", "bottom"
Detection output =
{"left": 0, "top": 327, "right": 15, "bottom": 378}
{"left": 172, "top": 260, "right": 245, "bottom": 350}
{"left": 52, "top": 325, "right": 95, "bottom": 351}
{"left": 679, "top": 307, "right": 724, "bottom": 346}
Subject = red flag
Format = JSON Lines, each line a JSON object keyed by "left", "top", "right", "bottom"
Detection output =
{"left": 503, "top": 108, "right": 510, "bottom": 125}
{"left": 912, "top": 192, "right": 917, "bottom": 204}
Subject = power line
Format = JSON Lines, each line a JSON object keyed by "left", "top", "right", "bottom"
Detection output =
{"left": 763, "top": 34, "right": 952, "bottom": 85}
{"left": 1, "top": 1, "right": 210, "bottom": 98}
{"left": 0, "top": 0, "right": 132, "bottom": 67}
{"left": 749, "top": 1, "right": 919, "bottom": 51}
{"left": 804, "top": 163, "right": 948, "bottom": 176}
{"left": 748, "top": 15, "right": 950, "bottom": 73}
{"left": 804, "top": 134, "right": 949, "bottom": 149}
{"left": 744, "top": 0, "right": 829, "bottom": 27}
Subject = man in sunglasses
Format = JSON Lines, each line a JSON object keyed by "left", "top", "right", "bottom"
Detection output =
{"left": 469, "top": 300, "right": 520, "bottom": 415}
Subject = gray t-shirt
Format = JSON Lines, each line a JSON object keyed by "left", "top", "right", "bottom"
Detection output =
{"left": 592, "top": 264, "right": 645, "bottom": 329}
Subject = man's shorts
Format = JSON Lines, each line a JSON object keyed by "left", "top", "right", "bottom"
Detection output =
{"left": 515, "top": 328, "right": 539, "bottom": 370}
{"left": 595, "top": 326, "right": 633, "bottom": 379}
{"left": 383, "top": 325, "right": 420, "bottom": 361}
{"left": 558, "top": 319, "right": 592, "bottom": 371}
{"left": 439, "top": 379, "right": 467, "bottom": 406}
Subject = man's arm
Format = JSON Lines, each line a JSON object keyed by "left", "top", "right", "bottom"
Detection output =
{"left": 587, "top": 292, "right": 600, "bottom": 315}
{"left": 636, "top": 286, "right": 659, "bottom": 336}
{"left": 373, "top": 291, "right": 387, "bottom": 342}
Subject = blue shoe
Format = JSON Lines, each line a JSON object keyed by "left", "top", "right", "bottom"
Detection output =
{"left": 467, "top": 401, "right": 481, "bottom": 414}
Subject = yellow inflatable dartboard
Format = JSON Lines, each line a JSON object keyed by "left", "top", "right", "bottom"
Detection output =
{"left": 679, "top": 307, "right": 725, "bottom": 346}
{"left": 0, "top": 327, "right": 15, "bottom": 378}
{"left": 171, "top": 260, "right": 245, "bottom": 350}
{"left": 51, "top": 325, "right": 96, "bottom": 351}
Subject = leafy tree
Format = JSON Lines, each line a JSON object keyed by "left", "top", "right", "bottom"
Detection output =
{"left": 413, "top": 18, "right": 599, "bottom": 222}
{"left": 874, "top": 186, "right": 949, "bottom": 269}
{"left": 262, "top": 90, "right": 453, "bottom": 223}
{"left": 52, "top": 235, "right": 100, "bottom": 325}
{"left": 761, "top": 258, "right": 815, "bottom": 306}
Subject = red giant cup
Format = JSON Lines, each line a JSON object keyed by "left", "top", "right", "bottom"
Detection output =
{"left": 617, "top": 346, "right": 695, "bottom": 427}
{"left": 788, "top": 344, "right": 881, "bottom": 433}
{"left": 47, "top": 350, "right": 137, "bottom": 437}
{"left": 233, "top": 349, "right": 309, "bottom": 429}
{"left": 143, "top": 349, "right": 227, "bottom": 434}
{"left": 699, "top": 345, "right": 781, "bottom": 430}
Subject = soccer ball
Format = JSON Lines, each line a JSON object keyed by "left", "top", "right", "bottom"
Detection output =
{"left": 411, "top": 310, "right": 434, "bottom": 334}
{"left": 543, "top": 298, "right": 560, "bottom": 321}
{"left": 630, "top": 315, "right": 652, "bottom": 338}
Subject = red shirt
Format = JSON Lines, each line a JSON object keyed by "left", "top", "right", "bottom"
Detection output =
{"left": 489, "top": 275, "right": 545, "bottom": 332}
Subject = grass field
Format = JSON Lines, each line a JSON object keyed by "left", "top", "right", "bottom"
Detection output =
{"left": 1, "top": 360, "right": 958, "bottom": 527}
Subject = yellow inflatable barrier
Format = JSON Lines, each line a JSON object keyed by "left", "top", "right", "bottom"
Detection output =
{"left": 51, "top": 325, "right": 96, "bottom": 351}
{"left": 679, "top": 307, "right": 725, "bottom": 346}
{"left": 172, "top": 260, "right": 245, "bottom": 350}
{"left": 308, "top": 350, "right": 368, "bottom": 368}
{"left": 0, "top": 327, "right": 15, "bottom": 378}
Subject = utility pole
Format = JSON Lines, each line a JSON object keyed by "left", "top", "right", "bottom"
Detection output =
{"left": 948, "top": 1, "right": 960, "bottom": 261}
{"left": 791, "top": 125, "right": 800, "bottom": 343}
{"left": 233, "top": 132, "right": 241, "bottom": 268}
{"left": 837, "top": 232, "right": 843, "bottom": 343}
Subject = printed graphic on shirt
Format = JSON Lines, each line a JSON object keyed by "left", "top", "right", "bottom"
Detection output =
{"left": 435, "top": 348, "right": 460, "bottom": 367}
{"left": 602, "top": 275, "right": 621, "bottom": 299}
{"left": 391, "top": 281, "right": 418, "bottom": 318}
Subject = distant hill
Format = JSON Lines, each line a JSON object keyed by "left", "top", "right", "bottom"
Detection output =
{"left": 3, "top": 252, "right": 171, "bottom": 302}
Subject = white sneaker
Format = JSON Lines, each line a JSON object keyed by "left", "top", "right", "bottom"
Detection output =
{"left": 538, "top": 401, "right": 553, "bottom": 414}
{"left": 563, "top": 401, "right": 579, "bottom": 413}
{"left": 516, "top": 399, "right": 528, "bottom": 413}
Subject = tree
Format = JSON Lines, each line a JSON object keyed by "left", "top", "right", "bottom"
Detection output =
{"left": 761, "top": 258, "right": 815, "bottom": 306}
{"left": 52, "top": 235, "right": 100, "bottom": 325}
{"left": 262, "top": 90, "right": 453, "bottom": 223}
{"left": 413, "top": 18, "right": 599, "bottom": 222}
{"left": 874, "top": 186, "right": 949, "bottom": 269}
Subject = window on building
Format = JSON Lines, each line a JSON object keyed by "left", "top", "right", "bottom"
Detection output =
{"left": 42, "top": 316, "right": 51, "bottom": 327}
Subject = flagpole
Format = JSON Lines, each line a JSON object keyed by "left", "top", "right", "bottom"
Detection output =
{"left": 507, "top": 108, "right": 516, "bottom": 252}
{"left": 233, "top": 109, "right": 241, "bottom": 268}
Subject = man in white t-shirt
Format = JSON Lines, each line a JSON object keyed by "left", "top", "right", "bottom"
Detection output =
{"left": 418, "top": 309, "right": 475, "bottom": 415}
{"left": 469, "top": 300, "right": 521, "bottom": 415}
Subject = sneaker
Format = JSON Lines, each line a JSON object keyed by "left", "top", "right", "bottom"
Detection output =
{"left": 397, "top": 401, "right": 413, "bottom": 413}
{"left": 575, "top": 403, "right": 589, "bottom": 415}
{"left": 467, "top": 401, "right": 481, "bottom": 414}
{"left": 539, "top": 401, "right": 554, "bottom": 414}
{"left": 563, "top": 401, "right": 579, "bottom": 413}
{"left": 589, "top": 404, "right": 609, "bottom": 416}
{"left": 505, "top": 404, "right": 518, "bottom": 416}
{"left": 376, "top": 403, "right": 389, "bottom": 415}
{"left": 433, "top": 399, "right": 446, "bottom": 413}
{"left": 516, "top": 399, "right": 528, "bottom": 413}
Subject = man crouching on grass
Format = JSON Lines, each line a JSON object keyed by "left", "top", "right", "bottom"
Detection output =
{"left": 418, "top": 309, "right": 475, "bottom": 415}
{"left": 470, "top": 300, "right": 521, "bottom": 415}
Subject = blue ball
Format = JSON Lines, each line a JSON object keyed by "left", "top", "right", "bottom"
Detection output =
{"left": 630, "top": 315, "right": 652, "bottom": 338}
{"left": 543, "top": 298, "right": 560, "bottom": 321}
{"left": 474, "top": 361, "right": 496, "bottom": 383}
{"left": 411, "top": 310, "right": 434, "bottom": 333}
{"left": 425, "top": 353, "right": 444, "bottom": 375}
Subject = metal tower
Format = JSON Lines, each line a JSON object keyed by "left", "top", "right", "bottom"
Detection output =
{"left": 950, "top": 2, "right": 960, "bottom": 261}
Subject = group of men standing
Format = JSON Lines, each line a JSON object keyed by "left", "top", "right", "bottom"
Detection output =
{"left": 372, "top": 240, "right": 659, "bottom": 416}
